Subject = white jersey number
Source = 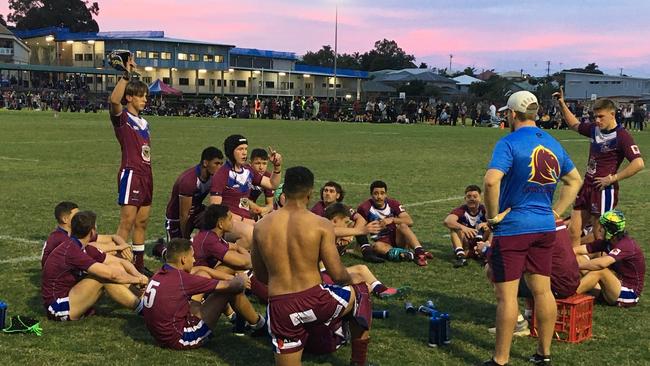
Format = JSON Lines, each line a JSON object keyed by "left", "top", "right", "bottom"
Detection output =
{"left": 143, "top": 280, "right": 161, "bottom": 308}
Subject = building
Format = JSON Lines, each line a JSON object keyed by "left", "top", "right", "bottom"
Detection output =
{"left": 364, "top": 68, "right": 458, "bottom": 98}
{"left": 452, "top": 74, "right": 483, "bottom": 93}
{"left": 563, "top": 71, "right": 650, "bottom": 101}
{"left": 1, "top": 26, "right": 368, "bottom": 98}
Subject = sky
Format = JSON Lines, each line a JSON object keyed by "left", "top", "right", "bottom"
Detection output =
{"left": 2, "top": 0, "right": 650, "bottom": 77}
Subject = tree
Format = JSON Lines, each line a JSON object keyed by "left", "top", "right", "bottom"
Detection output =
{"left": 418, "top": 62, "right": 428, "bottom": 69}
{"left": 8, "top": 0, "right": 100, "bottom": 32}
{"left": 0, "top": 14, "right": 7, "bottom": 27}
{"left": 300, "top": 46, "right": 361, "bottom": 70}
{"left": 360, "top": 39, "right": 416, "bottom": 71}
{"left": 462, "top": 67, "right": 476, "bottom": 77}
{"left": 564, "top": 62, "right": 604, "bottom": 75}
{"left": 468, "top": 75, "right": 511, "bottom": 103}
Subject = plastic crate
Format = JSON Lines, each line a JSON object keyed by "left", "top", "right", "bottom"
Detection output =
{"left": 529, "top": 294, "right": 594, "bottom": 343}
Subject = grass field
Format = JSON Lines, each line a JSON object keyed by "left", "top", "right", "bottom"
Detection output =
{"left": 0, "top": 109, "right": 649, "bottom": 366}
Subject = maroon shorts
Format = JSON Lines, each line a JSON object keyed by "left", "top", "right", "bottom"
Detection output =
{"left": 268, "top": 284, "right": 353, "bottom": 355}
{"left": 165, "top": 208, "right": 204, "bottom": 240}
{"left": 117, "top": 168, "right": 153, "bottom": 207}
{"left": 373, "top": 230, "right": 396, "bottom": 247}
{"left": 574, "top": 181, "right": 618, "bottom": 215}
{"left": 488, "top": 231, "right": 556, "bottom": 283}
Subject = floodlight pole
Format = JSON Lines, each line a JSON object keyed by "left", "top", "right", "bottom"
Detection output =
{"left": 333, "top": 3, "right": 338, "bottom": 101}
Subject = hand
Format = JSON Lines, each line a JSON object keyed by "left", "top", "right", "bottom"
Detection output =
{"left": 126, "top": 55, "right": 137, "bottom": 74}
{"left": 552, "top": 86, "right": 565, "bottom": 104}
{"left": 267, "top": 146, "right": 283, "bottom": 168}
{"left": 594, "top": 174, "right": 617, "bottom": 190}
{"left": 487, "top": 207, "right": 511, "bottom": 227}
{"left": 474, "top": 241, "right": 490, "bottom": 257}
{"left": 233, "top": 272, "right": 250, "bottom": 291}
{"left": 120, "top": 246, "right": 134, "bottom": 263}
{"left": 459, "top": 225, "right": 478, "bottom": 240}
{"left": 380, "top": 217, "right": 394, "bottom": 227}
{"left": 364, "top": 221, "right": 381, "bottom": 235}
{"left": 138, "top": 274, "right": 149, "bottom": 286}
{"left": 477, "top": 222, "right": 490, "bottom": 232}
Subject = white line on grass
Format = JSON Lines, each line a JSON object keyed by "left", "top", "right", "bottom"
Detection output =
{"left": 0, "top": 235, "right": 41, "bottom": 244}
{"left": 0, "top": 156, "right": 40, "bottom": 162}
{"left": 403, "top": 195, "right": 464, "bottom": 207}
{"left": 0, "top": 256, "right": 41, "bottom": 264}
{"left": 314, "top": 179, "right": 368, "bottom": 186}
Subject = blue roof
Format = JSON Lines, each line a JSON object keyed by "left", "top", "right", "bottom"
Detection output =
{"left": 231, "top": 47, "right": 297, "bottom": 60}
{"left": 294, "top": 64, "right": 368, "bottom": 79}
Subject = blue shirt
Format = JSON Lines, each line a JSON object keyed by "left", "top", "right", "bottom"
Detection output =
{"left": 488, "top": 126, "right": 575, "bottom": 236}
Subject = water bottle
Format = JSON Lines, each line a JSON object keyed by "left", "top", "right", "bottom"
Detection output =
{"left": 372, "top": 310, "right": 389, "bottom": 319}
{"left": 418, "top": 305, "right": 439, "bottom": 317}
{"left": 440, "top": 313, "right": 451, "bottom": 344}
{"left": 0, "top": 301, "right": 6, "bottom": 330}
{"left": 405, "top": 301, "right": 416, "bottom": 315}
{"left": 428, "top": 315, "right": 441, "bottom": 347}
{"left": 425, "top": 300, "right": 435, "bottom": 309}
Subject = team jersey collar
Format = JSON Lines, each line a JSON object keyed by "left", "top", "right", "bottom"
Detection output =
{"left": 56, "top": 226, "right": 68, "bottom": 234}
{"left": 70, "top": 236, "right": 83, "bottom": 248}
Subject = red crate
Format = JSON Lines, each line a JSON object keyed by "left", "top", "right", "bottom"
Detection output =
{"left": 529, "top": 294, "right": 594, "bottom": 343}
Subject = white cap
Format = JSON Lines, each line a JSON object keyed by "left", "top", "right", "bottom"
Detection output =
{"left": 498, "top": 91, "right": 539, "bottom": 113}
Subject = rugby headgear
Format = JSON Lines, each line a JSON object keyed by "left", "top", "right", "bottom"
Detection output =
{"left": 599, "top": 209, "right": 626, "bottom": 239}
{"left": 223, "top": 134, "right": 248, "bottom": 163}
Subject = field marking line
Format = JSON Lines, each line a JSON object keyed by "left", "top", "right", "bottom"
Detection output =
{"left": 403, "top": 195, "right": 464, "bottom": 207}
{"left": 0, "top": 235, "right": 42, "bottom": 245}
{"left": 314, "top": 179, "right": 368, "bottom": 186}
{"left": 0, "top": 156, "right": 40, "bottom": 162}
{"left": 0, "top": 255, "right": 41, "bottom": 264}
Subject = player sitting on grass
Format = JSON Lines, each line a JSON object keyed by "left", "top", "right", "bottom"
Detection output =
{"left": 324, "top": 203, "right": 408, "bottom": 299}
{"left": 247, "top": 148, "right": 275, "bottom": 219}
{"left": 42, "top": 201, "right": 133, "bottom": 268}
{"left": 41, "top": 211, "right": 148, "bottom": 321}
{"left": 443, "top": 185, "right": 490, "bottom": 267}
{"left": 312, "top": 181, "right": 384, "bottom": 263}
{"left": 574, "top": 210, "right": 646, "bottom": 307}
{"left": 143, "top": 238, "right": 265, "bottom": 349}
{"left": 356, "top": 180, "right": 433, "bottom": 266}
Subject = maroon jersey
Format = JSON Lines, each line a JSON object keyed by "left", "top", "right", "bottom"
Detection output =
{"left": 41, "top": 237, "right": 106, "bottom": 306}
{"left": 578, "top": 122, "right": 642, "bottom": 183}
{"left": 111, "top": 111, "right": 151, "bottom": 176}
{"left": 551, "top": 222, "right": 580, "bottom": 297}
{"left": 587, "top": 236, "right": 646, "bottom": 295}
{"left": 210, "top": 161, "right": 263, "bottom": 218}
{"left": 143, "top": 265, "right": 219, "bottom": 346}
{"left": 41, "top": 227, "right": 69, "bottom": 268}
{"left": 311, "top": 201, "right": 356, "bottom": 220}
{"left": 165, "top": 165, "right": 211, "bottom": 220}
{"left": 192, "top": 230, "right": 229, "bottom": 268}
{"left": 249, "top": 171, "right": 273, "bottom": 203}
{"left": 357, "top": 198, "right": 405, "bottom": 238}
{"left": 450, "top": 204, "right": 487, "bottom": 230}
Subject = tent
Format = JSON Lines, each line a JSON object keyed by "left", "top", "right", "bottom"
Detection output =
{"left": 148, "top": 79, "right": 182, "bottom": 96}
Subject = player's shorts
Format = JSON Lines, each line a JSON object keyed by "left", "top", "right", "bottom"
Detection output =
{"left": 617, "top": 286, "right": 639, "bottom": 308}
{"left": 373, "top": 230, "right": 396, "bottom": 247}
{"left": 117, "top": 168, "right": 153, "bottom": 207}
{"left": 573, "top": 182, "right": 618, "bottom": 215}
{"left": 488, "top": 231, "right": 556, "bottom": 283}
{"left": 268, "top": 283, "right": 371, "bottom": 355}
{"left": 46, "top": 297, "right": 95, "bottom": 321}
{"left": 165, "top": 210, "right": 203, "bottom": 241}
{"left": 167, "top": 316, "right": 213, "bottom": 350}
{"left": 517, "top": 277, "right": 574, "bottom": 299}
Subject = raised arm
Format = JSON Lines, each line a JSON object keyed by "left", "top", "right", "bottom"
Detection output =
{"left": 109, "top": 56, "right": 136, "bottom": 116}
{"left": 553, "top": 86, "right": 580, "bottom": 131}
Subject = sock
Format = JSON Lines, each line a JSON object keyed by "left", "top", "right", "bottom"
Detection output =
{"left": 350, "top": 338, "right": 370, "bottom": 366}
{"left": 454, "top": 247, "right": 465, "bottom": 257}
{"left": 134, "top": 298, "right": 144, "bottom": 315}
{"left": 250, "top": 314, "right": 266, "bottom": 330}
{"left": 370, "top": 281, "right": 388, "bottom": 295}
{"left": 414, "top": 247, "right": 425, "bottom": 257}
{"left": 517, "top": 313, "right": 525, "bottom": 322}
{"left": 356, "top": 235, "right": 370, "bottom": 247}
{"left": 132, "top": 243, "right": 145, "bottom": 271}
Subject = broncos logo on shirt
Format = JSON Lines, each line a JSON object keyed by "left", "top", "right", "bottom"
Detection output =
{"left": 528, "top": 145, "right": 560, "bottom": 185}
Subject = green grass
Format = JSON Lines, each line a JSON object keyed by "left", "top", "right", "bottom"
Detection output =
{"left": 0, "top": 109, "right": 649, "bottom": 365}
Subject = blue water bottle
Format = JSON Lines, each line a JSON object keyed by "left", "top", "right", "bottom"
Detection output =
{"left": 418, "top": 305, "right": 439, "bottom": 317}
{"left": 0, "top": 301, "right": 7, "bottom": 330}
{"left": 428, "top": 315, "right": 441, "bottom": 347}
{"left": 440, "top": 312, "right": 451, "bottom": 344}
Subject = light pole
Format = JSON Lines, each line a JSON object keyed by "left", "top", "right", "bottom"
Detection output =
{"left": 333, "top": 3, "right": 338, "bottom": 101}
{"left": 449, "top": 54, "right": 453, "bottom": 74}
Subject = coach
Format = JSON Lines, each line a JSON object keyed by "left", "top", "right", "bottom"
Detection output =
{"left": 482, "top": 91, "right": 582, "bottom": 366}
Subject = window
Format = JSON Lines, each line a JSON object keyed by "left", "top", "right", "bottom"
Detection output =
{"left": 265, "top": 81, "right": 275, "bottom": 89}
{"left": 189, "top": 54, "right": 199, "bottom": 61}
{"left": 179, "top": 78, "right": 190, "bottom": 85}
{"left": 215, "top": 55, "right": 224, "bottom": 63}
{"left": 203, "top": 54, "right": 213, "bottom": 62}
{"left": 336, "top": 83, "right": 341, "bottom": 88}
{"left": 161, "top": 52, "right": 172, "bottom": 60}
{"left": 163, "top": 77, "right": 171, "bottom": 84}
{"left": 148, "top": 52, "right": 159, "bottom": 59}
{"left": 280, "top": 82, "right": 294, "bottom": 89}
{"left": 85, "top": 76, "right": 94, "bottom": 84}
{"left": 217, "top": 79, "right": 224, "bottom": 87}
{"left": 74, "top": 54, "right": 83, "bottom": 61}
{"left": 177, "top": 53, "right": 188, "bottom": 61}
{"left": 198, "top": 78, "right": 205, "bottom": 86}
{"left": 84, "top": 53, "right": 93, "bottom": 61}
{"left": 95, "top": 76, "right": 102, "bottom": 84}
{"left": 107, "top": 76, "right": 115, "bottom": 84}
{"left": 236, "top": 80, "right": 246, "bottom": 88}
{"left": 136, "top": 51, "right": 146, "bottom": 58}
{"left": 253, "top": 58, "right": 271, "bottom": 69}
{"left": 305, "top": 83, "right": 312, "bottom": 89}
{"left": 142, "top": 76, "right": 152, "bottom": 84}
{"left": 322, "top": 83, "right": 327, "bottom": 88}
{"left": 231, "top": 80, "right": 237, "bottom": 87}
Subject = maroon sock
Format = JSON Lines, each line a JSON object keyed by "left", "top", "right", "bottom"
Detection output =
{"left": 372, "top": 283, "right": 388, "bottom": 295}
{"left": 350, "top": 338, "right": 370, "bottom": 366}
{"left": 360, "top": 245, "right": 372, "bottom": 254}
{"left": 414, "top": 247, "right": 425, "bottom": 256}
{"left": 134, "top": 251, "right": 144, "bottom": 272}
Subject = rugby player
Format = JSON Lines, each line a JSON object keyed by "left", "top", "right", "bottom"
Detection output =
{"left": 252, "top": 166, "right": 372, "bottom": 366}
{"left": 109, "top": 54, "right": 152, "bottom": 273}
{"left": 575, "top": 210, "right": 645, "bottom": 307}
{"left": 554, "top": 87, "right": 644, "bottom": 246}
{"left": 483, "top": 91, "right": 582, "bottom": 366}
{"left": 42, "top": 211, "right": 148, "bottom": 321}
{"left": 143, "top": 238, "right": 264, "bottom": 349}
{"left": 209, "top": 134, "right": 282, "bottom": 248}
{"left": 248, "top": 148, "right": 275, "bottom": 218}
{"left": 443, "top": 185, "right": 490, "bottom": 267}
{"left": 356, "top": 180, "right": 433, "bottom": 266}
